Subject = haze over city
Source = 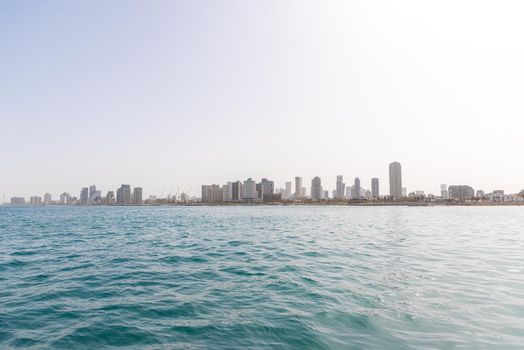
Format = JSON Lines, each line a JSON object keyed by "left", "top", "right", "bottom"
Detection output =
{"left": 2, "top": 0, "right": 524, "bottom": 199}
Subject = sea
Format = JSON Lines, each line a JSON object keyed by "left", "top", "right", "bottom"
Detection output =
{"left": 1, "top": 205, "right": 523, "bottom": 349}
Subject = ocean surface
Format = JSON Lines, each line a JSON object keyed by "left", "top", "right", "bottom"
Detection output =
{"left": 1, "top": 205, "right": 523, "bottom": 349}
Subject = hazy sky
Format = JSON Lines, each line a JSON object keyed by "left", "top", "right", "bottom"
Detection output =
{"left": 2, "top": 0, "right": 524, "bottom": 199}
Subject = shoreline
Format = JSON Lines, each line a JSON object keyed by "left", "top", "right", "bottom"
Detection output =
{"left": 2, "top": 202, "right": 524, "bottom": 207}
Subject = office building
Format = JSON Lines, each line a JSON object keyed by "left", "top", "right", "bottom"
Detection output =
{"left": 371, "top": 178, "right": 379, "bottom": 199}
{"left": 311, "top": 177, "right": 322, "bottom": 201}
{"left": 335, "top": 175, "right": 345, "bottom": 199}
{"left": 294, "top": 177, "right": 303, "bottom": 198}
{"left": 284, "top": 181, "right": 292, "bottom": 200}
{"left": 106, "top": 191, "right": 115, "bottom": 204}
{"left": 441, "top": 184, "right": 449, "bottom": 199}
{"left": 389, "top": 162, "right": 403, "bottom": 200}
{"left": 353, "top": 177, "right": 361, "bottom": 199}
{"left": 223, "top": 182, "right": 233, "bottom": 202}
{"left": 117, "top": 184, "right": 131, "bottom": 205}
{"left": 43, "top": 193, "right": 52, "bottom": 204}
{"left": 346, "top": 186, "right": 352, "bottom": 199}
{"left": 80, "top": 187, "right": 89, "bottom": 205}
{"left": 133, "top": 187, "right": 143, "bottom": 204}
{"left": 243, "top": 178, "right": 257, "bottom": 200}
{"left": 448, "top": 185, "right": 475, "bottom": 200}
{"left": 201, "top": 184, "right": 222, "bottom": 202}
{"left": 10, "top": 197, "right": 25, "bottom": 205}
{"left": 259, "top": 178, "right": 274, "bottom": 200}
{"left": 30, "top": 196, "right": 42, "bottom": 205}
{"left": 60, "top": 192, "right": 71, "bottom": 204}
{"left": 232, "top": 181, "right": 243, "bottom": 201}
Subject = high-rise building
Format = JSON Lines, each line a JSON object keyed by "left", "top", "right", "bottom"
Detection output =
{"left": 106, "top": 191, "right": 115, "bottom": 204}
{"left": 43, "top": 193, "right": 52, "bottom": 204}
{"left": 60, "top": 192, "right": 71, "bottom": 204}
{"left": 371, "top": 178, "right": 379, "bottom": 199}
{"left": 232, "top": 181, "right": 243, "bottom": 201}
{"left": 201, "top": 184, "right": 222, "bottom": 202}
{"left": 448, "top": 185, "right": 475, "bottom": 200}
{"left": 389, "top": 162, "right": 403, "bottom": 200}
{"left": 345, "top": 186, "right": 352, "bottom": 199}
{"left": 284, "top": 182, "right": 292, "bottom": 200}
{"left": 117, "top": 185, "right": 131, "bottom": 205}
{"left": 353, "top": 177, "right": 361, "bottom": 199}
{"left": 440, "top": 184, "right": 449, "bottom": 199}
{"left": 223, "top": 182, "right": 233, "bottom": 202}
{"left": 242, "top": 178, "right": 257, "bottom": 200}
{"left": 294, "top": 177, "right": 303, "bottom": 198}
{"left": 133, "top": 187, "right": 143, "bottom": 205}
{"left": 259, "top": 178, "right": 274, "bottom": 200}
{"left": 335, "top": 175, "right": 345, "bottom": 199}
{"left": 30, "top": 196, "right": 42, "bottom": 205}
{"left": 80, "top": 187, "right": 89, "bottom": 205}
{"left": 311, "top": 177, "right": 322, "bottom": 201}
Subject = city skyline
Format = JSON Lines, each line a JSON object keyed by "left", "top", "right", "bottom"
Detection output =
{"left": 1, "top": 1, "right": 524, "bottom": 199}
{"left": 7, "top": 160, "right": 524, "bottom": 204}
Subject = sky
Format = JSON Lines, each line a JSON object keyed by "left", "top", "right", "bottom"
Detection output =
{"left": 1, "top": 0, "right": 524, "bottom": 199}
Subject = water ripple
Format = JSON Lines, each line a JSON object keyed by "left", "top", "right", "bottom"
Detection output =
{"left": 1, "top": 205, "right": 524, "bottom": 349}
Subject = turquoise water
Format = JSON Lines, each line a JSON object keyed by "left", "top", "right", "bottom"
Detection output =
{"left": 1, "top": 206, "right": 523, "bottom": 349}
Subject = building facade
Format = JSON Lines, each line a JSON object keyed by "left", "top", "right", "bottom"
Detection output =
{"left": 294, "top": 177, "right": 303, "bottom": 198}
{"left": 311, "top": 177, "right": 322, "bottom": 201}
{"left": 448, "top": 185, "right": 475, "bottom": 200}
{"left": 371, "top": 178, "right": 379, "bottom": 199}
{"left": 117, "top": 185, "right": 131, "bottom": 205}
{"left": 389, "top": 162, "right": 403, "bottom": 200}
{"left": 335, "top": 175, "right": 345, "bottom": 199}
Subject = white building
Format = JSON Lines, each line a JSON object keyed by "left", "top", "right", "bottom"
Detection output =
{"left": 440, "top": 184, "right": 449, "bottom": 199}
{"left": 242, "top": 178, "right": 257, "bottom": 200}
{"left": 284, "top": 181, "right": 292, "bottom": 200}
{"left": 389, "top": 161, "right": 403, "bottom": 200}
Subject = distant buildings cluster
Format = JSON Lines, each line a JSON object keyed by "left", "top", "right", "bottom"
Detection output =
{"left": 6, "top": 161, "right": 524, "bottom": 205}
{"left": 200, "top": 162, "right": 403, "bottom": 203}
{"left": 10, "top": 184, "right": 144, "bottom": 206}
{"left": 200, "top": 161, "right": 524, "bottom": 204}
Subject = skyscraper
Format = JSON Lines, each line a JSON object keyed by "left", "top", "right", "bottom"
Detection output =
{"left": 294, "top": 177, "right": 303, "bottom": 198}
{"left": 43, "top": 193, "right": 52, "bottom": 204}
{"left": 232, "top": 181, "right": 243, "bottom": 201}
{"left": 133, "top": 187, "right": 143, "bottom": 205}
{"left": 242, "top": 178, "right": 257, "bottom": 200}
{"left": 106, "top": 191, "right": 115, "bottom": 204}
{"left": 371, "top": 178, "right": 379, "bottom": 199}
{"left": 311, "top": 177, "right": 322, "bottom": 201}
{"left": 284, "top": 182, "right": 292, "bottom": 200}
{"left": 353, "top": 177, "right": 361, "bottom": 199}
{"left": 389, "top": 162, "right": 403, "bottom": 200}
{"left": 117, "top": 184, "right": 131, "bottom": 205}
{"left": 335, "top": 175, "right": 345, "bottom": 199}
{"left": 222, "top": 182, "right": 233, "bottom": 202}
{"left": 80, "top": 187, "right": 89, "bottom": 205}
{"left": 441, "top": 184, "right": 449, "bottom": 199}
{"left": 260, "top": 178, "right": 274, "bottom": 200}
